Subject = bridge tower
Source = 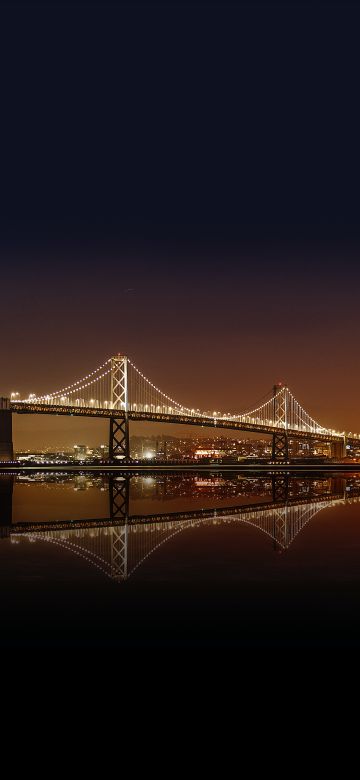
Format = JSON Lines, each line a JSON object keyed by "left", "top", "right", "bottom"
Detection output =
{"left": 109, "top": 476, "right": 129, "bottom": 580}
{"left": 272, "top": 474, "right": 290, "bottom": 550}
{"left": 0, "top": 398, "right": 13, "bottom": 462}
{"left": 109, "top": 355, "right": 130, "bottom": 460}
{"left": 272, "top": 383, "right": 289, "bottom": 462}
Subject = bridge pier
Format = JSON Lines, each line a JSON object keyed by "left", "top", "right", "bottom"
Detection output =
{"left": 109, "top": 476, "right": 130, "bottom": 520}
{"left": 332, "top": 476, "right": 346, "bottom": 497}
{"left": 272, "top": 474, "right": 289, "bottom": 503}
{"left": 0, "top": 474, "right": 13, "bottom": 529}
{"left": 109, "top": 414, "right": 130, "bottom": 460}
{"left": 0, "top": 399, "right": 13, "bottom": 462}
{"left": 331, "top": 439, "right": 346, "bottom": 460}
{"left": 272, "top": 431, "right": 288, "bottom": 462}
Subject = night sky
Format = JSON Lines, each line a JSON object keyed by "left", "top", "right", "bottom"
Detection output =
{"left": 1, "top": 1, "right": 360, "bottom": 448}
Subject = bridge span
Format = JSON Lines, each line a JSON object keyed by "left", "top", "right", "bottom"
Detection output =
{"left": 1, "top": 353, "right": 358, "bottom": 462}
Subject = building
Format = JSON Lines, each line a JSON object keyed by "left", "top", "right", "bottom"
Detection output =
{"left": 74, "top": 444, "right": 87, "bottom": 461}
{"left": 194, "top": 448, "right": 226, "bottom": 460}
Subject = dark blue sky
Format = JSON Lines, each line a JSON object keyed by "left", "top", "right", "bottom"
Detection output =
{"left": 1, "top": 2, "right": 360, "bottom": 445}
{"left": 1, "top": 2, "right": 360, "bottom": 246}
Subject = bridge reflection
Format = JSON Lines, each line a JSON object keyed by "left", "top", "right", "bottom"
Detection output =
{"left": 1, "top": 472, "right": 360, "bottom": 580}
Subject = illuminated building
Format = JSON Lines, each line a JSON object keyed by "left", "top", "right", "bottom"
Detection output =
{"left": 74, "top": 444, "right": 87, "bottom": 461}
{"left": 194, "top": 448, "right": 226, "bottom": 460}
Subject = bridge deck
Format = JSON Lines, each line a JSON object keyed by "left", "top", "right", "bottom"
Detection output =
{"left": 2, "top": 491, "right": 350, "bottom": 536}
{"left": 10, "top": 402, "right": 347, "bottom": 443}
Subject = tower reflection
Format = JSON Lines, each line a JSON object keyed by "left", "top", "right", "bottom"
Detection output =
{"left": 1, "top": 472, "right": 360, "bottom": 581}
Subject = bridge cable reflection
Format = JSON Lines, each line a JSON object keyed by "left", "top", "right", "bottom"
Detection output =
{"left": 2, "top": 474, "right": 360, "bottom": 581}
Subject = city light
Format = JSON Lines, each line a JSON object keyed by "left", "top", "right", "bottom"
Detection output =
{"left": 2, "top": 353, "right": 359, "bottom": 465}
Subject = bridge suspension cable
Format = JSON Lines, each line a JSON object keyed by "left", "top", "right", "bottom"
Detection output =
{"left": 13, "top": 353, "right": 344, "bottom": 437}
{"left": 229, "top": 385, "right": 336, "bottom": 436}
{"left": 12, "top": 494, "right": 352, "bottom": 580}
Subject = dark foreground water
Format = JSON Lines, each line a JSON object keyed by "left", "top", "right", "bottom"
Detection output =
{"left": 1, "top": 470, "right": 360, "bottom": 648}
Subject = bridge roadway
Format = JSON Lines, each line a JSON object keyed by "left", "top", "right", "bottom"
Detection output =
{"left": 10, "top": 402, "right": 350, "bottom": 445}
{"left": 0, "top": 490, "right": 349, "bottom": 537}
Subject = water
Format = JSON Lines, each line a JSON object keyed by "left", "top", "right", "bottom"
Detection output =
{"left": 1, "top": 470, "right": 360, "bottom": 647}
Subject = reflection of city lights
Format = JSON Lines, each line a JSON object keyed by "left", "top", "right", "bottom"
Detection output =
{"left": 143, "top": 476, "right": 155, "bottom": 484}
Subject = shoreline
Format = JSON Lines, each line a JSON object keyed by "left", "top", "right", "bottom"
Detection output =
{"left": 1, "top": 463, "right": 360, "bottom": 473}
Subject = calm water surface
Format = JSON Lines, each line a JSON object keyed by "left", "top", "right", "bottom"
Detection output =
{"left": 1, "top": 470, "right": 360, "bottom": 647}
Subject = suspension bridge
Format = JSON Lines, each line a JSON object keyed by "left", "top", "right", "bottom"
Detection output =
{"left": 1, "top": 353, "right": 358, "bottom": 462}
{"left": 1, "top": 474, "right": 359, "bottom": 579}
